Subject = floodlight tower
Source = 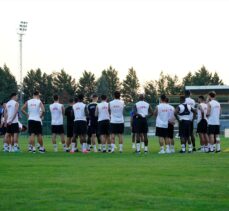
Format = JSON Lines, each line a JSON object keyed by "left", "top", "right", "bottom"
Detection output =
{"left": 18, "top": 21, "right": 28, "bottom": 105}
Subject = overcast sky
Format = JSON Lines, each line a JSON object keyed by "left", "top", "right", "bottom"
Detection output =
{"left": 0, "top": 0, "right": 229, "bottom": 85}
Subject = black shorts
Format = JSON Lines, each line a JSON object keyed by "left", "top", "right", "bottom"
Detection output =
{"left": 0, "top": 126, "right": 6, "bottom": 135}
{"left": 197, "top": 119, "right": 208, "bottom": 134}
{"left": 156, "top": 127, "right": 168, "bottom": 138}
{"left": 98, "top": 120, "right": 110, "bottom": 135}
{"left": 110, "top": 123, "right": 124, "bottom": 134}
{"left": 67, "top": 123, "right": 74, "bottom": 138}
{"left": 136, "top": 117, "right": 148, "bottom": 134}
{"left": 51, "top": 125, "right": 64, "bottom": 134}
{"left": 88, "top": 120, "right": 98, "bottom": 136}
{"left": 208, "top": 125, "right": 220, "bottom": 135}
{"left": 167, "top": 123, "right": 174, "bottom": 139}
{"left": 74, "top": 121, "right": 87, "bottom": 136}
{"left": 6, "top": 123, "right": 19, "bottom": 134}
{"left": 131, "top": 118, "right": 137, "bottom": 133}
{"left": 190, "top": 121, "right": 194, "bottom": 134}
{"left": 28, "top": 120, "right": 42, "bottom": 135}
{"left": 179, "top": 120, "right": 191, "bottom": 138}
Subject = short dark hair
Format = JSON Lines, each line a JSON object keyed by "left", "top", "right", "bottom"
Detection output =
{"left": 33, "top": 90, "right": 40, "bottom": 96}
{"left": 10, "top": 93, "right": 17, "bottom": 98}
{"left": 92, "top": 94, "right": 98, "bottom": 99}
{"left": 53, "top": 95, "right": 59, "bottom": 101}
{"left": 209, "top": 91, "right": 216, "bottom": 98}
{"left": 78, "top": 94, "right": 84, "bottom": 101}
{"left": 69, "top": 98, "right": 74, "bottom": 103}
{"left": 185, "top": 90, "right": 191, "bottom": 97}
{"left": 101, "top": 95, "right": 107, "bottom": 101}
{"left": 160, "top": 94, "right": 166, "bottom": 101}
{"left": 114, "top": 91, "right": 121, "bottom": 99}
{"left": 74, "top": 97, "right": 78, "bottom": 103}
{"left": 198, "top": 95, "right": 205, "bottom": 101}
{"left": 180, "top": 95, "right": 186, "bottom": 103}
{"left": 165, "top": 97, "right": 169, "bottom": 103}
{"left": 139, "top": 94, "right": 145, "bottom": 101}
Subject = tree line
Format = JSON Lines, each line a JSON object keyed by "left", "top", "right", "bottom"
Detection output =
{"left": 0, "top": 64, "right": 224, "bottom": 104}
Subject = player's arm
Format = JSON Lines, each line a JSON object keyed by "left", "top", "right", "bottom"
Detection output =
{"left": 133, "top": 105, "right": 138, "bottom": 117}
{"left": 9, "top": 102, "right": 19, "bottom": 124}
{"left": 84, "top": 105, "right": 89, "bottom": 117}
{"left": 108, "top": 103, "right": 111, "bottom": 115}
{"left": 147, "top": 105, "right": 154, "bottom": 118}
{"left": 40, "top": 102, "right": 45, "bottom": 118}
{"left": 198, "top": 104, "right": 204, "bottom": 119}
{"left": 4, "top": 107, "right": 8, "bottom": 126}
{"left": 62, "top": 105, "right": 65, "bottom": 116}
{"left": 206, "top": 102, "right": 211, "bottom": 117}
{"left": 153, "top": 106, "right": 158, "bottom": 117}
{"left": 174, "top": 106, "right": 180, "bottom": 121}
{"left": 21, "top": 102, "right": 29, "bottom": 118}
{"left": 95, "top": 106, "right": 98, "bottom": 117}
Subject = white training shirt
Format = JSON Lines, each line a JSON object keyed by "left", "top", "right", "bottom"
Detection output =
{"left": 109, "top": 99, "right": 125, "bottom": 124}
{"left": 197, "top": 103, "right": 208, "bottom": 123}
{"left": 27, "top": 99, "right": 42, "bottom": 122}
{"left": 50, "top": 102, "right": 64, "bottom": 125}
{"left": 136, "top": 101, "right": 149, "bottom": 118}
{"left": 178, "top": 104, "right": 191, "bottom": 121}
{"left": 98, "top": 101, "right": 110, "bottom": 122}
{"left": 167, "top": 104, "right": 175, "bottom": 123}
{"left": 6, "top": 99, "right": 18, "bottom": 124}
{"left": 156, "top": 103, "right": 170, "bottom": 128}
{"left": 185, "top": 97, "right": 196, "bottom": 121}
{"left": 208, "top": 100, "right": 221, "bottom": 125}
{"left": 73, "top": 102, "right": 87, "bottom": 121}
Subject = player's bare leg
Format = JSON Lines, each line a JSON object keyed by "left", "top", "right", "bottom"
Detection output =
{"left": 118, "top": 134, "right": 123, "bottom": 153}
{"left": 52, "top": 133, "right": 58, "bottom": 152}
{"left": 60, "top": 133, "right": 66, "bottom": 151}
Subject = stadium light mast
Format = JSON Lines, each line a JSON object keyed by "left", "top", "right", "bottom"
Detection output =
{"left": 17, "top": 21, "right": 28, "bottom": 105}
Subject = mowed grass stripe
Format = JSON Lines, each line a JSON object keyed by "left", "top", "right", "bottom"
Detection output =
{"left": 0, "top": 136, "right": 228, "bottom": 210}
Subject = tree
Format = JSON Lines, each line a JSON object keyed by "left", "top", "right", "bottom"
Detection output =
{"left": 23, "top": 69, "right": 54, "bottom": 103}
{"left": 77, "top": 70, "right": 96, "bottom": 103}
{"left": 122, "top": 67, "right": 140, "bottom": 103}
{"left": 0, "top": 65, "right": 18, "bottom": 103}
{"left": 96, "top": 66, "right": 121, "bottom": 100}
{"left": 156, "top": 71, "right": 182, "bottom": 96}
{"left": 182, "top": 66, "right": 224, "bottom": 86}
{"left": 143, "top": 80, "right": 158, "bottom": 104}
{"left": 52, "top": 69, "right": 77, "bottom": 103}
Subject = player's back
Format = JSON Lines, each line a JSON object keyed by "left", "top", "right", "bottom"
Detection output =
{"left": 109, "top": 99, "right": 125, "bottom": 123}
{"left": 197, "top": 103, "right": 208, "bottom": 123}
{"left": 27, "top": 99, "right": 41, "bottom": 121}
{"left": 73, "top": 102, "right": 86, "bottom": 121}
{"left": 136, "top": 101, "right": 149, "bottom": 118}
{"left": 98, "top": 101, "right": 110, "bottom": 121}
{"left": 208, "top": 100, "right": 221, "bottom": 125}
{"left": 50, "top": 102, "right": 63, "bottom": 125}
{"left": 156, "top": 103, "right": 170, "bottom": 128}
{"left": 6, "top": 99, "right": 18, "bottom": 123}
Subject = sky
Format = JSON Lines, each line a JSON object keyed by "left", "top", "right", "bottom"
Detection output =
{"left": 0, "top": 0, "right": 229, "bottom": 85}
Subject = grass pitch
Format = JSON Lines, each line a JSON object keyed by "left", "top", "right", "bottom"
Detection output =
{"left": 0, "top": 136, "right": 229, "bottom": 211}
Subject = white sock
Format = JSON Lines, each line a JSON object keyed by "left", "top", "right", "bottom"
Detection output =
{"left": 108, "top": 144, "right": 111, "bottom": 150}
{"left": 98, "top": 144, "right": 101, "bottom": 149}
{"left": 166, "top": 145, "right": 170, "bottom": 150}
{"left": 102, "top": 144, "right": 106, "bottom": 151}
{"left": 160, "top": 146, "right": 164, "bottom": 151}
{"left": 136, "top": 143, "right": 140, "bottom": 152}
{"left": 93, "top": 145, "right": 97, "bottom": 150}
{"left": 82, "top": 143, "right": 87, "bottom": 151}
{"left": 188, "top": 144, "right": 192, "bottom": 150}
{"left": 216, "top": 143, "right": 221, "bottom": 151}
{"left": 62, "top": 144, "right": 66, "bottom": 149}
{"left": 210, "top": 144, "right": 214, "bottom": 151}
{"left": 4, "top": 143, "right": 8, "bottom": 148}
{"left": 170, "top": 145, "right": 174, "bottom": 150}
{"left": 71, "top": 143, "right": 76, "bottom": 150}
{"left": 119, "top": 144, "right": 123, "bottom": 151}
{"left": 111, "top": 144, "right": 115, "bottom": 151}
{"left": 181, "top": 144, "right": 185, "bottom": 151}
{"left": 144, "top": 146, "right": 148, "bottom": 151}
{"left": 32, "top": 146, "right": 36, "bottom": 151}
{"left": 53, "top": 144, "right": 57, "bottom": 149}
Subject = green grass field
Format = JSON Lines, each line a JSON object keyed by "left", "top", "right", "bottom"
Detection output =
{"left": 0, "top": 136, "right": 229, "bottom": 211}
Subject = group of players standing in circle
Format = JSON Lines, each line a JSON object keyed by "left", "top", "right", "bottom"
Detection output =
{"left": 2, "top": 89, "right": 221, "bottom": 154}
